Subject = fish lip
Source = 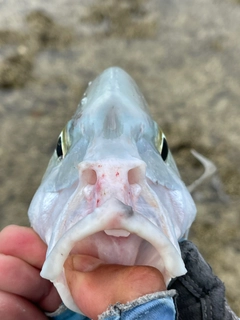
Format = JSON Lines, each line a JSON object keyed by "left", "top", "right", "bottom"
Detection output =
{"left": 41, "top": 198, "right": 186, "bottom": 284}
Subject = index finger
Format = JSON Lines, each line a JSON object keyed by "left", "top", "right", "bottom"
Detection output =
{"left": 0, "top": 225, "right": 46, "bottom": 269}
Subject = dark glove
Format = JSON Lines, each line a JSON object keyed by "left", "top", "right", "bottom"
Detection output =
{"left": 168, "top": 240, "right": 238, "bottom": 320}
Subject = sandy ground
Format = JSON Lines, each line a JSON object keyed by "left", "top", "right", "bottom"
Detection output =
{"left": 0, "top": 0, "right": 240, "bottom": 314}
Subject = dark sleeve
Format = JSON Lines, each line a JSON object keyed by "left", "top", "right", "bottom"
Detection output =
{"left": 168, "top": 240, "right": 239, "bottom": 320}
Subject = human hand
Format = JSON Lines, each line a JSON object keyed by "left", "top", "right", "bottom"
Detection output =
{"left": 0, "top": 226, "right": 166, "bottom": 320}
{"left": 0, "top": 225, "right": 61, "bottom": 320}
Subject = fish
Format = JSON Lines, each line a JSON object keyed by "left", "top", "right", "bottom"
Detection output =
{"left": 28, "top": 67, "right": 196, "bottom": 314}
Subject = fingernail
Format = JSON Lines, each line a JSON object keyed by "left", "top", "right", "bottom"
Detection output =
{"left": 72, "top": 255, "right": 104, "bottom": 272}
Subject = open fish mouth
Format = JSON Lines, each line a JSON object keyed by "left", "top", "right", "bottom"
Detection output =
{"left": 41, "top": 198, "right": 186, "bottom": 313}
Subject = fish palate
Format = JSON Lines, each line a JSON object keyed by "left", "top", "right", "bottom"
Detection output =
{"left": 28, "top": 67, "right": 196, "bottom": 313}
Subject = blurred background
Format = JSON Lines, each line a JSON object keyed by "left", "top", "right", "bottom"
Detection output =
{"left": 0, "top": 0, "right": 239, "bottom": 313}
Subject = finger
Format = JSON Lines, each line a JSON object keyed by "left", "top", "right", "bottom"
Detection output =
{"left": 0, "top": 225, "right": 47, "bottom": 269}
{"left": 64, "top": 254, "right": 166, "bottom": 320}
{"left": 0, "top": 291, "right": 48, "bottom": 320}
{"left": 0, "top": 254, "right": 61, "bottom": 312}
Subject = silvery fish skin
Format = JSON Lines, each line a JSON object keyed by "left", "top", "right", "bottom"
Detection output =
{"left": 28, "top": 67, "right": 196, "bottom": 313}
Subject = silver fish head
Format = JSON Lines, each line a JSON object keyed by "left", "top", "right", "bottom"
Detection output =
{"left": 28, "top": 67, "right": 196, "bottom": 313}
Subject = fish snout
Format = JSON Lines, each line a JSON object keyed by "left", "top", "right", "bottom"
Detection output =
{"left": 78, "top": 160, "right": 146, "bottom": 206}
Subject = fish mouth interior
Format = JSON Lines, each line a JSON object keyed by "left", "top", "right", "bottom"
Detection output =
{"left": 69, "top": 230, "right": 162, "bottom": 268}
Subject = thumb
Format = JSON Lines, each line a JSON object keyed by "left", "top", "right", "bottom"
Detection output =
{"left": 64, "top": 254, "right": 166, "bottom": 320}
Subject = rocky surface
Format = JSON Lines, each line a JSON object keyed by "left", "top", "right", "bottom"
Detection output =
{"left": 0, "top": 0, "right": 239, "bottom": 314}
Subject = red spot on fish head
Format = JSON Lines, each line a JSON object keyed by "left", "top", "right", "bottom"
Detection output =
{"left": 96, "top": 181, "right": 101, "bottom": 193}
{"left": 116, "top": 172, "right": 119, "bottom": 177}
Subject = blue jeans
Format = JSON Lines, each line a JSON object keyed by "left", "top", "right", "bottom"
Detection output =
{"left": 53, "top": 290, "right": 176, "bottom": 320}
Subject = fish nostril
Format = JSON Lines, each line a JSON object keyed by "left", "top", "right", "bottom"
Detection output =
{"left": 128, "top": 167, "right": 141, "bottom": 184}
{"left": 82, "top": 169, "right": 97, "bottom": 185}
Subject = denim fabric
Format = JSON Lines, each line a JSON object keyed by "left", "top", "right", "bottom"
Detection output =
{"left": 53, "top": 309, "right": 88, "bottom": 320}
{"left": 53, "top": 290, "right": 176, "bottom": 320}
{"left": 100, "top": 296, "right": 175, "bottom": 320}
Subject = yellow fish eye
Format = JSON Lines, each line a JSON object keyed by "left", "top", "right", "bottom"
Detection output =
{"left": 155, "top": 127, "right": 169, "bottom": 161}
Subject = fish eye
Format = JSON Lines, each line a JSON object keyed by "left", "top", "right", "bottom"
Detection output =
{"left": 55, "top": 123, "right": 71, "bottom": 160}
{"left": 56, "top": 135, "right": 63, "bottom": 159}
{"left": 154, "top": 126, "right": 169, "bottom": 161}
{"left": 161, "top": 137, "right": 168, "bottom": 161}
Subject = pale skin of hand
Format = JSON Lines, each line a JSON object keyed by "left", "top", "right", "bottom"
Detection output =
{"left": 0, "top": 226, "right": 166, "bottom": 320}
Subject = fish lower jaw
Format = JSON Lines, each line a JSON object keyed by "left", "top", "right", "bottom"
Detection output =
{"left": 40, "top": 198, "right": 186, "bottom": 314}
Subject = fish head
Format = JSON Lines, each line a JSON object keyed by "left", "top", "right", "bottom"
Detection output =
{"left": 28, "top": 67, "right": 196, "bottom": 313}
